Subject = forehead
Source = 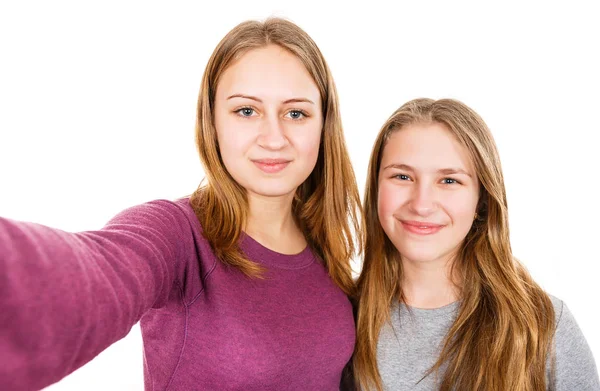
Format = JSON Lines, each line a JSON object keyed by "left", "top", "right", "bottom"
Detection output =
{"left": 381, "top": 122, "right": 475, "bottom": 173}
{"left": 215, "top": 45, "right": 321, "bottom": 104}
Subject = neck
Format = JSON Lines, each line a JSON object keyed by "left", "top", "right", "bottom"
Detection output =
{"left": 401, "top": 254, "right": 460, "bottom": 309}
{"left": 245, "top": 192, "right": 306, "bottom": 254}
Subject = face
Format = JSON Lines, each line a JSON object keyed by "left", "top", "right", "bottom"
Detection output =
{"left": 213, "top": 45, "right": 323, "bottom": 199}
{"left": 377, "top": 122, "right": 480, "bottom": 266}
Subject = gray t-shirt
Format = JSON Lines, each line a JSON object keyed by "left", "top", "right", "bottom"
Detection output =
{"left": 377, "top": 295, "right": 599, "bottom": 390}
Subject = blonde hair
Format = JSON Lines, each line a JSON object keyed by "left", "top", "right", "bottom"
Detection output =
{"left": 354, "top": 98, "right": 555, "bottom": 390}
{"left": 189, "top": 18, "right": 361, "bottom": 295}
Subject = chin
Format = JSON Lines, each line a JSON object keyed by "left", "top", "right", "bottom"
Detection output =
{"left": 396, "top": 244, "right": 446, "bottom": 264}
{"left": 247, "top": 184, "right": 298, "bottom": 198}
{"left": 400, "top": 254, "right": 436, "bottom": 264}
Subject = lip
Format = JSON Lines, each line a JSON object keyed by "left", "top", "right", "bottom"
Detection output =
{"left": 252, "top": 158, "right": 291, "bottom": 173}
{"left": 400, "top": 220, "right": 445, "bottom": 235}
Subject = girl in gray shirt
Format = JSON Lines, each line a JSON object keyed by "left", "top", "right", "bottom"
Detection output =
{"left": 351, "top": 98, "right": 599, "bottom": 390}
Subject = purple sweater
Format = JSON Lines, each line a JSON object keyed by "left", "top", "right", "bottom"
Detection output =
{"left": 0, "top": 198, "right": 355, "bottom": 390}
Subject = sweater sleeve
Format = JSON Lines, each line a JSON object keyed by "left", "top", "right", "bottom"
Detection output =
{"left": 552, "top": 299, "right": 600, "bottom": 391}
{"left": 0, "top": 199, "right": 195, "bottom": 391}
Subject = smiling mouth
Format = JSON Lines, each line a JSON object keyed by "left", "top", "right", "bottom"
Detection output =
{"left": 252, "top": 159, "right": 291, "bottom": 173}
{"left": 400, "top": 220, "right": 445, "bottom": 235}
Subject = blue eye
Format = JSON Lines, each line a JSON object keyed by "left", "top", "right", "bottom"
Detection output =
{"left": 236, "top": 107, "right": 255, "bottom": 117}
{"left": 286, "top": 110, "right": 306, "bottom": 120}
{"left": 442, "top": 178, "right": 458, "bottom": 184}
{"left": 394, "top": 174, "right": 411, "bottom": 181}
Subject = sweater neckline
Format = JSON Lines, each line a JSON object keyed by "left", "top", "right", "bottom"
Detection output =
{"left": 239, "top": 232, "right": 316, "bottom": 270}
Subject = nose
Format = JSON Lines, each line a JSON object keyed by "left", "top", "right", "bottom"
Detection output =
{"left": 257, "top": 114, "right": 287, "bottom": 151}
{"left": 409, "top": 182, "right": 437, "bottom": 216}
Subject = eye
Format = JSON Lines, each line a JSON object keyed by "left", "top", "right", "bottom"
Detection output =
{"left": 393, "top": 174, "right": 411, "bottom": 181}
{"left": 441, "top": 178, "right": 460, "bottom": 185}
{"left": 235, "top": 107, "right": 256, "bottom": 117}
{"left": 285, "top": 109, "right": 307, "bottom": 120}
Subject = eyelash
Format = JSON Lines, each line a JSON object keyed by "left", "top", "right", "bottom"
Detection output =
{"left": 234, "top": 106, "right": 309, "bottom": 120}
{"left": 392, "top": 174, "right": 462, "bottom": 185}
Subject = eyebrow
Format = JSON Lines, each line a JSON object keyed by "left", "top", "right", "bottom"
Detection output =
{"left": 383, "top": 163, "right": 472, "bottom": 177}
{"left": 226, "top": 94, "right": 315, "bottom": 105}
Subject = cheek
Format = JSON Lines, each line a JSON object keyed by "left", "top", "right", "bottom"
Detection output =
{"left": 446, "top": 192, "right": 478, "bottom": 229}
{"left": 377, "top": 182, "right": 404, "bottom": 221}
{"left": 292, "top": 127, "right": 322, "bottom": 162}
{"left": 216, "top": 122, "right": 255, "bottom": 162}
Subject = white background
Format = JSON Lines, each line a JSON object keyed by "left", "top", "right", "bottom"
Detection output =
{"left": 0, "top": 1, "right": 598, "bottom": 390}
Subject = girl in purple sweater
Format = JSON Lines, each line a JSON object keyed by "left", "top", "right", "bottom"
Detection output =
{"left": 0, "top": 18, "right": 361, "bottom": 390}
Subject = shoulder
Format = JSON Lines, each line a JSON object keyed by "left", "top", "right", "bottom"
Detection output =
{"left": 105, "top": 196, "right": 208, "bottom": 274}
{"left": 548, "top": 294, "right": 584, "bottom": 340}
{"left": 548, "top": 294, "right": 582, "bottom": 348}
{"left": 547, "top": 294, "right": 600, "bottom": 390}
{"left": 123, "top": 198, "right": 219, "bottom": 302}
{"left": 107, "top": 197, "right": 201, "bottom": 234}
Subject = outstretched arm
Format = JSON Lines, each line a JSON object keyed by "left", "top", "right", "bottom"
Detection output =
{"left": 0, "top": 200, "right": 192, "bottom": 390}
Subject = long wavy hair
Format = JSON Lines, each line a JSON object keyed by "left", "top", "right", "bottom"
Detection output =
{"left": 189, "top": 18, "right": 361, "bottom": 295}
{"left": 354, "top": 98, "right": 555, "bottom": 390}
